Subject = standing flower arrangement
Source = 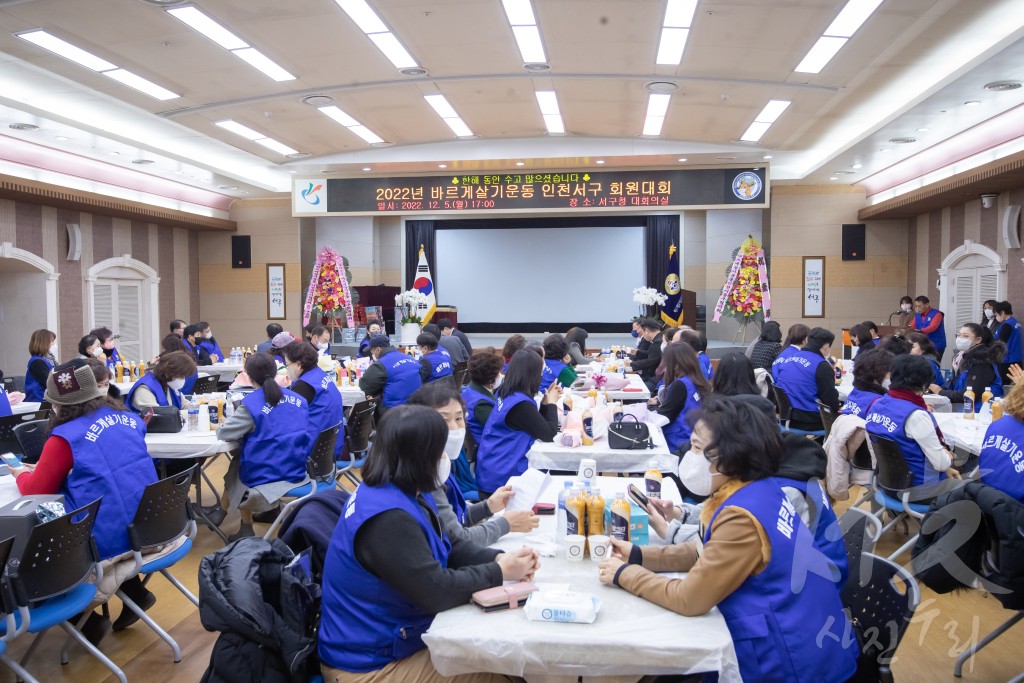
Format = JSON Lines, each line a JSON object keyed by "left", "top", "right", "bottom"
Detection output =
{"left": 395, "top": 289, "right": 429, "bottom": 324}
{"left": 712, "top": 235, "right": 772, "bottom": 342}
{"left": 632, "top": 286, "right": 667, "bottom": 318}
{"left": 303, "top": 247, "right": 357, "bottom": 329}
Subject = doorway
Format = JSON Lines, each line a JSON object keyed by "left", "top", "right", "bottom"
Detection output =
{"left": 938, "top": 241, "right": 1006, "bottom": 353}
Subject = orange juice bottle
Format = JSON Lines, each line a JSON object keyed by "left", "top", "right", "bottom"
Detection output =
{"left": 611, "top": 401, "right": 623, "bottom": 422}
{"left": 587, "top": 388, "right": 598, "bottom": 402}
{"left": 137, "top": 360, "right": 146, "bottom": 377}
{"left": 114, "top": 362, "right": 124, "bottom": 383}
{"left": 993, "top": 398, "right": 1004, "bottom": 421}
{"left": 130, "top": 361, "right": 138, "bottom": 380}
{"left": 565, "top": 487, "right": 586, "bottom": 536}
{"left": 981, "top": 386, "right": 994, "bottom": 410}
{"left": 581, "top": 408, "right": 594, "bottom": 446}
{"left": 586, "top": 488, "right": 605, "bottom": 536}
{"left": 610, "top": 492, "right": 630, "bottom": 542}
{"left": 644, "top": 460, "right": 663, "bottom": 499}
{"left": 963, "top": 388, "right": 975, "bottom": 420}
{"left": 335, "top": 365, "right": 344, "bottom": 386}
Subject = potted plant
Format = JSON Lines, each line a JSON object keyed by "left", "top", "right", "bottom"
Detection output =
{"left": 395, "top": 289, "right": 428, "bottom": 344}
{"left": 632, "top": 286, "right": 667, "bottom": 319}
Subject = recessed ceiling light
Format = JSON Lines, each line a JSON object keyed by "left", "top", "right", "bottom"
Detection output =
{"left": 254, "top": 138, "right": 299, "bottom": 155}
{"left": 984, "top": 80, "right": 1022, "bottom": 91}
{"left": 166, "top": 7, "right": 248, "bottom": 50}
{"left": 678, "top": 157, "right": 687, "bottom": 162}
{"left": 824, "top": 0, "right": 884, "bottom": 38}
{"left": 54, "top": 135, "right": 69, "bottom": 141}
{"left": 642, "top": 93, "right": 671, "bottom": 136}
{"left": 362, "top": 167, "right": 371, "bottom": 171}
{"left": 218, "top": 185, "right": 239, "bottom": 190}
{"left": 102, "top": 69, "right": 180, "bottom": 100}
{"left": 286, "top": 152, "right": 312, "bottom": 159}
{"left": 516, "top": 161, "right": 525, "bottom": 166}
{"left": 595, "top": 160, "right": 605, "bottom": 164}
{"left": 232, "top": 48, "right": 295, "bottom": 81}
{"left": 523, "top": 63, "right": 550, "bottom": 72}
{"left": 107, "top": 151, "right": 120, "bottom": 156}
{"left": 438, "top": 164, "right": 447, "bottom": 168}
{"left": 916, "top": 127, "right": 929, "bottom": 132}
{"left": 8, "top": 123, "right": 38, "bottom": 131}
{"left": 763, "top": 155, "right": 773, "bottom": 159}
{"left": 215, "top": 120, "right": 264, "bottom": 140}
{"left": 829, "top": 176, "right": 839, "bottom": 180}
{"left": 301, "top": 95, "right": 335, "bottom": 107}
{"left": 401, "top": 67, "right": 428, "bottom": 77}
{"left": 964, "top": 100, "right": 981, "bottom": 106}
{"left": 644, "top": 81, "right": 679, "bottom": 94}
{"left": 131, "top": 159, "right": 154, "bottom": 165}
{"left": 794, "top": 35, "right": 847, "bottom": 73}
{"left": 889, "top": 137, "right": 916, "bottom": 144}
{"left": 716, "top": 156, "right": 736, "bottom": 160}
{"left": 851, "top": 163, "right": 862, "bottom": 169}
{"left": 503, "top": 0, "right": 547, "bottom": 63}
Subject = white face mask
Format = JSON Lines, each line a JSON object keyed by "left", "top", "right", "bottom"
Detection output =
{"left": 167, "top": 378, "right": 187, "bottom": 391}
{"left": 205, "top": 331, "right": 214, "bottom": 339}
{"left": 91, "top": 346, "right": 105, "bottom": 359}
{"left": 492, "top": 374, "right": 503, "bottom": 390}
{"left": 901, "top": 304, "right": 912, "bottom": 312}
{"left": 882, "top": 378, "right": 891, "bottom": 389}
{"left": 444, "top": 427, "right": 465, "bottom": 460}
{"left": 955, "top": 336, "right": 972, "bottom": 352}
{"left": 985, "top": 309, "right": 994, "bottom": 319}
{"left": 660, "top": 342, "right": 668, "bottom": 352}
{"left": 435, "top": 454, "right": 452, "bottom": 488}
{"left": 678, "top": 449, "right": 720, "bottom": 497}
{"left": 317, "top": 342, "right": 329, "bottom": 352}
{"left": 48, "top": 343, "right": 57, "bottom": 356}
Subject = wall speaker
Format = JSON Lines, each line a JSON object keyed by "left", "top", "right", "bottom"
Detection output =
{"left": 65, "top": 223, "right": 81, "bottom": 261}
{"left": 841, "top": 223, "right": 865, "bottom": 261}
{"left": 1002, "top": 205, "right": 1021, "bottom": 250}
{"left": 231, "top": 235, "right": 251, "bottom": 269}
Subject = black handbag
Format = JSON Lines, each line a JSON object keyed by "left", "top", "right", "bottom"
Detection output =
{"left": 607, "top": 414, "right": 653, "bottom": 450}
{"left": 143, "top": 406, "right": 183, "bottom": 433}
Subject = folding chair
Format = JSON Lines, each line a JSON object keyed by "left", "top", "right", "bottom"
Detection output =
{"left": 0, "top": 535, "right": 39, "bottom": 683}
{"left": 12, "top": 420, "right": 48, "bottom": 465}
{"left": 189, "top": 374, "right": 219, "bottom": 395}
{"left": 869, "top": 434, "right": 935, "bottom": 560}
{"left": 452, "top": 362, "right": 469, "bottom": 387}
{"left": 816, "top": 399, "right": 837, "bottom": 438}
{"left": 264, "top": 425, "right": 341, "bottom": 540}
{"left": 339, "top": 399, "right": 377, "bottom": 487}
{"left": 773, "top": 385, "right": 826, "bottom": 439}
{"left": 0, "top": 412, "right": 48, "bottom": 457}
{"left": 835, "top": 506, "right": 882, "bottom": 589}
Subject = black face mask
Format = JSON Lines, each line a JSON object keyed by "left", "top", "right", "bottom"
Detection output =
{"left": 102, "top": 347, "right": 114, "bottom": 357}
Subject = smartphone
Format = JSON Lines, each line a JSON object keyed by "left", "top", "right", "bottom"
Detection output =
{"left": 1, "top": 453, "right": 21, "bottom": 469}
{"left": 532, "top": 502, "right": 555, "bottom": 515}
{"left": 627, "top": 483, "right": 649, "bottom": 508}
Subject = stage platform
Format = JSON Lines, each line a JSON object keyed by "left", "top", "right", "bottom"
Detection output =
{"left": 464, "top": 333, "right": 748, "bottom": 359}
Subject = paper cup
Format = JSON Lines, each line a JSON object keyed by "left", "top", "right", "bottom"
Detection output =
{"left": 578, "top": 458, "right": 597, "bottom": 482}
{"left": 588, "top": 534, "right": 610, "bottom": 561}
{"left": 565, "top": 534, "right": 585, "bottom": 562}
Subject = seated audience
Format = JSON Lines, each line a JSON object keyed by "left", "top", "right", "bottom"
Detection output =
{"left": 711, "top": 352, "right": 759, "bottom": 397}
{"left": 598, "top": 396, "right": 857, "bottom": 683}
{"left": 772, "top": 327, "right": 840, "bottom": 431}
{"left": 309, "top": 324, "right": 331, "bottom": 354}
{"left": 359, "top": 335, "right": 422, "bottom": 414}
{"left": 771, "top": 323, "right": 809, "bottom": 377}
{"left": 270, "top": 330, "right": 295, "bottom": 362}
{"left": 866, "top": 355, "right": 961, "bottom": 487}
{"left": 501, "top": 334, "right": 527, "bottom": 372}
{"left": 318, "top": 404, "right": 536, "bottom": 683}
{"left": 90, "top": 326, "right": 123, "bottom": 366}
{"left": 564, "top": 327, "right": 591, "bottom": 366}
{"left": 424, "top": 323, "right": 467, "bottom": 365}
{"left": 438, "top": 318, "right": 473, "bottom": 357}
{"left": 629, "top": 318, "right": 664, "bottom": 390}
{"left": 283, "top": 341, "right": 345, "bottom": 460}
{"left": 463, "top": 351, "right": 502, "bottom": 446}
{"left": 182, "top": 324, "right": 213, "bottom": 366}
{"left": 906, "top": 331, "right": 943, "bottom": 386}
{"left": 677, "top": 330, "right": 713, "bottom": 380}
{"left": 929, "top": 323, "right": 1003, "bottom": 410}
{"left": 357, "top": 321, "right": 383, "bottom": 358}
{"left": 862, "top": 320, "right": 881, "bottom": 345}
{"left": 217, "top": 353, "right": 311, "bottom": 540}
{"left": 657, "top": 344, "right": 709, "bottom": 453}
{"left": 125, "top": 351, "right": 196, "bottom": 414}
{"left": 25, "top": 328, "right": 57, "bottom": 402}
{"left": 877, "top": 333, "right": 912, "bottom": 356}
{"left": 417, "top": 333, "right": 454, "bottom": 384}
{"left": 841, "top": 348, "right": 892, "bottom": 418}
{"left": 476, "top": 349, "right": 559, "bottom": 497}
{"left": 195, "top": 321, "right": 223, "bottom": 362}
{"left": 169, "top": 319, "right": 186, "bottom": 337}
{"left": 993, "top": 300, "right": 1022, "bottom": 384}
{"left": 78, "top": 334, "right": 103, "bottom": 361}
{"left": 848, "top": 323, "right": 873, "bottom": 350}
{"left": 979, "top": 379, "right": 1024, "bottom": 502}
{"left": 748, "top": 320, "right": 782, "bottom": 371}
{"left": 539, "top": 334, "right": 577, "bottom": 391}
{"left": 257, "top": 323, "right": 284, "bottom": 354}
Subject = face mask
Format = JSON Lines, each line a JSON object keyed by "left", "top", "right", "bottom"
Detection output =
{"left": 167, "top": 378, "right": 186, "bottom": 391}
{"left": 435, "top": 454, "right": 452, "bottom": 488}
{"left": 48, "top": 343, "right": 58, "bottom": 356}
{"left": 882, "top": 378, "right": 891, "bottom": 389}
{"left": 985, "top": 309, "right": 994, "bottom": 319}
{"left": 92, "top": 346, "right": 105, "bottom": 359}
{"left": 205, "top": 331, "right": 214, "bottom": 339}
{"left": 492, "top": 374, "right": 503, "bottom": 390}
{"left": 630, "top": 329, "right": 639, "bottom": 338}
{"left": 679, "top": 449, "right": 720, "bottom": 497}
{"left": 901, "top": 304, "right": 912, "bottom": 312}
{"left": 955, "top": 337, "right": 972, "bottom": 352}
{"left": 317, "top": 342, "right": 329, "bottom": 352}
{"left": 660, "top": 342, "right": 668, "bottom": 352}
{"left": 444, "top": 427, "right": 465, "bottom": 460}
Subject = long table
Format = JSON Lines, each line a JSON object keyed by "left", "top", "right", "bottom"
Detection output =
{"left": 933, "top": 412, "right": 986, "bottom": 456}
{"left": 424, "top": 476, "right": 740, "bottom": 683}
{"left": 837, "top": 381, "right": 952, "bottom": 411}
{"left": 527, "top": 423, "right": 676, "bottom": 475}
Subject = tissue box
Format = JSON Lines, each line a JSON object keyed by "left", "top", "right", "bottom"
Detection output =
{"left": 603, "top": 499, "right": 649, "bottom": 546}
{"left": 524, "top": 591, "right": 601, "bottom": 624}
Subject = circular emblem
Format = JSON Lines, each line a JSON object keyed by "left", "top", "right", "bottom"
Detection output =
{"left": 413, "top": 276, "right": 433, "bottom": 297}
{"left": 664, "top": 273, "right": 681, "bottom": 295}
{"left": 569, "top": 545, "right": 582, "bottom": 557}
{"left": 542, "top": 609, "right": 553, "bottom": 620}
{"left": 732, "top": 172, "right": 762, "bottom": 201}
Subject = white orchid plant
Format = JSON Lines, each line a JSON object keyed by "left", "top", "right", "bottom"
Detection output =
{"left": 395, "top": 289, "right": 429, "bottom": 324}
{"left": 632, "top": 286, "right": 667, "bottom": 317}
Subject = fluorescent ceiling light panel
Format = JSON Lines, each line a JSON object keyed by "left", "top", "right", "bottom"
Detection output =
{"left": 367, "top": 32, "right": 417, "bottom": 68}
{"left": 664, "top": 0, "right": 699, "bottom": 28}
{"left": 253, "top": 138, "right": 298, "bottom": 155}
{"left": 754, "top": 99, "right": 791, "bottom": 123}
{"left": 166, "top": 6, "right": 248, "bottom": 50}
{"left": 231, "top": 48, "right": 295, "bottom": 81}
{"left": 535, "top": 91, "right": 560, "bottom": 116}
{"left": 424, "top": 94, "right": 459, "bottom": 119}
{"left": 643, "top": 116, "right": 665, "bottom": 136}
{"left": 543, "top": 114, "right": 565, "bottom": 134}
{"left": 103, "top": 69, "right": 179, "bottom": 100}
{"left": 501, "top": 0, "right": 536, "bottom": 26}
{"left": 825, "top": 0, "right": 884, "bottom": 37}
{"left": 17, "top": 30, "right": 117, "bottom": 71}
{"left": 214, "top": 120, "right": 264, "bottom": 140}
{"left": 655, "top": 27, "right": 689, "bottom": 65}
{"left": 647, "top": 93, "right": 672, "bottom": 118}
{"left": 511, "top": 25, "right": 546, "bottom": 63}
{"left": 333, "top": 0, "right": 388, "bottom": 34}
{"left": 347, "top": 125, "right": 384, "bottom": 144}
{"left": 794, "top": 35, "right": 847, "bottom": 73}
{"left": 318, "top": 105, "right": 360, "bottom": 127}
{"left": 740, "top": 121, "right": 772, "bottom": 142}
{"left": 444, "top": 117, "right": 474, "bottom": 137}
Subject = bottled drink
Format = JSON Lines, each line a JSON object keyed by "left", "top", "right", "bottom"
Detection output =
{"left": 644, "top": 460, "right": 663, "bottom": 499}
{"left": 565, "top": 487, "right": 586, "bottom": 537}
{"left": 137, "top": 360, "right": 146, "bottom": 377}
{"left": 556, "top": 482, "right": 572, "bottom": 543}
{"left": 562, "top": 388, "right": 573, "bottom": 416}
{"left": 992, "top": 398, "right": 1004, "bottom": 421}
{"left": 581, "top": 408, "right": 594, "bottom": 446}
{"left": 611, "top": 401, "right": 623, "bottom": 422}
{"left": 586, "top": 487, "right": 605, "bottom": 536}
{"left": 963, "top": 388, "right": 975, "bottom": 420}
{"left": 187, "top": 398, "right": 200, "bottom": 432}
{"left": 610, "top": 492, "right": 630, "bottom": 542}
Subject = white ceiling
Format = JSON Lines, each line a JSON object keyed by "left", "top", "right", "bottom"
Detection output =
{"left": 0, "top": 0, "right": 1021, "bottom": 204}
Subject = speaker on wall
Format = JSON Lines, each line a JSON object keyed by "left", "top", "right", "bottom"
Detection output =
{"left": 842, "top": 223, "right": 866, "bottom": 261}
{"left": 1002, "top": 205, "right": 1021, "bottom": 249}
{"left": 231, "top": 235, "right": 251, "bottom": 269}
{"left": 65, "top": 223, "right": 81, "bottom": 261}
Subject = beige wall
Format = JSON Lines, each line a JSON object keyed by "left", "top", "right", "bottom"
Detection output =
{"left": 768, "top": 186, "right": 909, "bottom": 336}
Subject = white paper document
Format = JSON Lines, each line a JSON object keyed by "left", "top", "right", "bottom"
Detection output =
{"left": 505, "top": 468, "right": 549, "bottom": 512}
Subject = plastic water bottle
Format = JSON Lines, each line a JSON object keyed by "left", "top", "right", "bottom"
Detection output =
{"left": 187, "top": 398, "right": 200, "bottom": 432}
{"left": 556, "top": 481, "right": 572, "bottom": 544}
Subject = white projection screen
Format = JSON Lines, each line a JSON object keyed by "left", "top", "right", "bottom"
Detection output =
{"left": 435, "top": 225, "right": 644, "bottom": 324}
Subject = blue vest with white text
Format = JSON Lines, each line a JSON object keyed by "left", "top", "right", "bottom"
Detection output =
{"left": 770, "top": 345, "right": 799, "bottom": 384}
{"left": 914, "top": 308, "right": 946, "bottom": 350}
{"left": 462, "top": 385, "right": 495, "bottom": 444}
{"left": 698, "top": 352, "right": 714, "bottom": 380}
{"left": 24, "top": 355, "right": 53, "bottom": 402}
{"left": 444, "top": 474, "right": 468, "bottom": 525}
{"left": 51, "top": 407, "right": 157, "bottom": 559}
{"left": 539, "top": 359, "right": 567, "bottom": 392}
{"left": 663, "top": 376, "right": 702, "bottom": 452}
{"left": 840, "top": 387, "right": 881, "bottom": 418}
{"left": 998, "top": 316, "right": 1023, "bottom": 364}
{"left": 378, "top": 350, "right": 422, "bottom": 408}
{"left": 125, "top": 372, "right": 181, "bottom": 413}
{"left": 423, "top": 349, "right": 453, "bottom": 383}
{"left": 928, "top": 358, "right": 944, "bottom": 387}
{"left": 774, "top": 348, "right": 827, "bottom": 412}
{"left": 0, "top": 386, "right": 11, "bottom": 417}
{"left": 979, "top": 415, "right": 1024, "bottom": 502}
{"left": 864, "top": 394, "right": 946, "bottom": 487}
{"left": 298, "top": 366, "right": 345, "bottom": 457}
{"left": 952, "top": 362, "right": 1002, "bottom": 409}
{"left": 771, "top": 477, "right": 849, "bottom": 585}
{"left": 703, "top": 479, "right": 858, "bottom": 683}
{"left": 476, "top": 392, "right": 535, "bottom": 493}
{"left": 239, "top": 388, "right": 310, "bottom": 487}
{"left": 319, "top": 483, "right": 451, "bottom": 672}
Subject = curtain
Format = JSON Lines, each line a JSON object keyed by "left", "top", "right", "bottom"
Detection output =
{"left": 405, "top": 220, "right": 435, "bottom": 290}
{"left": 644, "top": 215, "right": 680, "bottom": 293}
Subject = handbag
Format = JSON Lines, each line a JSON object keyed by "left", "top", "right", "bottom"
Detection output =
{"left": 607, "top": 414, "right": 653, "bottom": 450}
{"left": 143, "top": 406, "right": 183, "bottom": 434}
{"left": 471, "top": 582, "right": 538, "bottom": 612}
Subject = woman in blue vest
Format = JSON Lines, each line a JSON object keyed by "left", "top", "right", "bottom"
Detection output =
{"left": 840, "top": 348, "right": 893, "bottom": 418}
{"left": 319, "top": 404, "right": 537, "bottom": 683}
{"left": 195, "top": 321, "right": 224, "bottom": 362}
{"left": 907, "top": 331, "right": 943, "bottom": 386}
{"left": 417, "top": 332, "right": 454, "bottom": 384}
{"left": 867, "top": 354, "right": 962, "bottom": 488}
{"left": 125, "top": 351, "right": 196, "bottom": 414}
{"left": 0, "top": 383, "right": 25, "bottom": 417}
{"left": 979, "top": 379, "right": 1024, "bottom": 502}
{"left": 848, "top": 323, "right": 873, "bottom": 350}
{"left": 90, "top": 326, "right": 123, "bottom": 367}
{"left": 500, "top": 334, "right": 527, "bottom": 374}
{"left": 657, "top": 344, "right": 709, "bottom": 454}
{"left": 770, "top": 323, "right": 809, "bottom": 381}
{"left": 463, "top": 351, "right": 502, "bottom": 447}
{"left": 357, "top": 321, "right": 383, "bottom": 358}
{"left": 77, "top": 334, "right": 104, "bottom": 361}
{"left": 538, "top": 334, "right": 577, "bottom": 392}
{"left": 928, "top": 323, "right": 1003, "bottom": 411}
{"left": 359, "top": 335, "right": 423, "bottom": 416}
{"left": 772, "top": 327, "right": 840, "bottom": 431}
{"left": 11, "top": 359, "right": 160, "bottom": 642}
{"left": 24, "top": 328, "right": 57, "bottom": 402}
{"left": 476, "top": 349, "right": 559, "bottom": 497}
{"left": 217, "top": 352, "right": 312, "bottom": 540}
{"left": 993, "top": 300, "right": 1022, "bottom": 385}
{"left": 282, "top": 340, "right": 344, "bottom": 459}
{"left": 598, "top": 396, "right": 857, "bottom": 683}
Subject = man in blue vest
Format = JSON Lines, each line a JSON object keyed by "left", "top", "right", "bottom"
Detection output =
{"left": 416, "top": 333, "right": 453, "bottom": 384}
{"left": 912, "top": 295, "right": 946, "bottom": 363}
{"left": 994, "top": 300, "right": 1022, "bottom": 385}
{"left": 359, "top": 335, "right": 423, "bottom": 416}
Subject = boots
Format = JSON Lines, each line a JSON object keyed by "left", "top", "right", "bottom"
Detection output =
{"left": 112, "top": 577, "right": 156, "bottom": 632}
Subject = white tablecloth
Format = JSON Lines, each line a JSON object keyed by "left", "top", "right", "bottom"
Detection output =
{"left": 339, "top": 385, "right": 366, "bottom": 405}
{"left": 11, "top": 402, "right": 42, "bottom": 415}
{"left": 527, "top": 424, "right": 676, "bottom": 476}
{"left": 425, "top": 476, "right": 739, "bottom": 683}
{"left": 145, "top": 431, "right": 237, "bottom": 459}
{"left": 836, "top": 383, "right": 952, "bottom": 412}
{"left": 933, "top": 413, "right": 986, "bottom": 456}
{"left": 0, "top": 476, "right": 21, "bottom": 506}
{"left": 206, "top": 361, "right": 244, "bottom": 382}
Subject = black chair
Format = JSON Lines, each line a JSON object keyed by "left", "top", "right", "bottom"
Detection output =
{"left": 264, "top": 425, "right": 341, "bottom": 540}
{"left": 0, "top": 411, "right": 49, "bottom": 456}
{"left": 816, "top": 399, "right": 837, "bottom": 437}
{"left": 869, "top": 435, "right": 934, "bottom": 561}
{"left": 463, "top": 428, "right": 479, "bottom": 465}
{"left": 835, "top": 507, "right": 882, "bottom": 589}
{"left": 452, "top": 361, "right": 469, "bottom": 387}
{"left": 772, "top": 385, "right": 826, "bottom": 438}
{"left": 0, "top": 534, "right": 39, "bottom": 683}
{"left": 340, "top": 399, "right": 377, "bottom": 487}
{"left": 12, "top": 420, "right": 48, "bottom": 465}
{"left": 841, "top": 553, "right": 921, "bottom": 683}
{"left": 189, "top": 374, "right": 219, "bottom": 395}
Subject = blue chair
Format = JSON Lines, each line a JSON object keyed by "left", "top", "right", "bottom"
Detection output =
{"left": 0, "top": 534, "right": 40, "bottom": 683}
{"left": 771, "top": 385, "right": 826, "bottom": 439}
{"left": 868, "top": 434, "right": 935, "bottom": 561}
{"left": 264, "top": 424, "right": 341, "bottom": 540}
{"left": 2, "top": 499, "right": 128, "bottom": 683}
{"left": 339, "top": 399, "right": 376, "bottom": 487}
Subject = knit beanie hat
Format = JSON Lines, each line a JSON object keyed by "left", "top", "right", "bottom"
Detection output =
{"left": 45, "top": 359, "right": 104, "bottom": 406}
{"left": 272, "top": 331, "right": 296, "bottom": 349}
